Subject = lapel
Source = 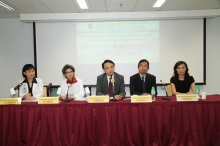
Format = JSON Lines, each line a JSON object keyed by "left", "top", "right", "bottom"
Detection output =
{"left": 113, "top": 73, "right": 118, "bottom": 92}
{"left": 103, "top": 74, "right": 108, "bottom": 93}
{"left": 32, "top": 83, "right": 38, "bottom": 93}
{"left": 137, "top": 73, "right": 143, "bottom": 87}
{"left": 145, "top": 73, "right": 149, "bottom": 88}
{"left": 32, "top": 78, "right": 38, "bottom": 93}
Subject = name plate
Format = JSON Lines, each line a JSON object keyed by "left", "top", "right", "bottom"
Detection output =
{"left": 87, "top": 96, "right": 109, "bottom": 103}
{"left": 38, "top": 97, "right": 59, "bottom": 104}
{"left": 131, "top": 95, "right": 152, "bottom": 103}
{"left": 0, "top": 98, "right": 21, "bottom": 105}
{"left": 176, "top": 94, "right": 198, "bottom": 101}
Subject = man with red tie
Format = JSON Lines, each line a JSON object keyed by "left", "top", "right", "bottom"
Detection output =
{"left": 96, "top": 60, "right": 125, "bottom": 100}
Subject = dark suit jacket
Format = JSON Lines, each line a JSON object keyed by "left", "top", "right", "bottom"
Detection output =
{"left": 129, "top": 73, "right": 157, "bottom": 96}
{"left": 96, "top": 72, "right": 126, "bottom": 97}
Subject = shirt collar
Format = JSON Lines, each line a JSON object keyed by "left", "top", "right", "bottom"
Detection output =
{"left": 139, "top": 73, "right": 146, "bottom": 79}
{"left": 22, "top": 77, "right": 37, "bottom": 83}
{"left": 107, "top": 74, "right": 114, "bottom": 79}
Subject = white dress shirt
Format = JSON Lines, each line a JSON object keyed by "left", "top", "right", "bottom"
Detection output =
{"left": 60, "top": 77, "right": 85, "bottom": 100}
{"left": 107, "top": 74, "right": 114, "bottom": 87}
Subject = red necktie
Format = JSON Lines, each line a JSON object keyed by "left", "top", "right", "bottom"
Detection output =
{"left": 108, "top": 78, "right": 113, "bottom": 97}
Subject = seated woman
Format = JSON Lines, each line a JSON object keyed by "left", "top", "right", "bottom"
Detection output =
{"left": 60, "top": 64, "right": 85, "bottom": 100}
{"left": 19, "top": 64, "right": 44, "bottom": 100}
{"left": 170, "top": 61, "right": 196, "bottom": 95}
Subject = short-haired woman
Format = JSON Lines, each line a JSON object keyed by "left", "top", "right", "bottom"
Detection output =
{"left": 19, "top": 64, "right": 44, "bottom": 100}
{"left": 60, "top": 64, "right": 85, "bottom": 100}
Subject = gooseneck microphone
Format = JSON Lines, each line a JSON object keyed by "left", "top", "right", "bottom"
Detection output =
{"left": 47, "top": 83, "right": 52, "bottom": 97}
{"left": 112, "top": 75, "right": 116, "bottom": 102}
{"left": 47, "top": 83, "right": 52, "bottom": 89}
{"left": 65, "top": 84, "right": 71, "bottom": 102}
{"left": 14, "top": 83, "right": 23, "bottom": 90}
{"left": 110, "top": 75, "right": 116, "bottom": 102}
{"left": 160, "top": 80, "right": 170, "bottom": 101}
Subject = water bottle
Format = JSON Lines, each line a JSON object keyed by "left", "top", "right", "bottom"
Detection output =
{"left": 84, "top": 87, "right": 90, "bottom": 97}
{"left": 56, "top": 87, "right": 61, "bottom": 101}
{"left": 151, "top": 87, "right": 156, "bottom": 101}
{"left": 10, "top": 88, "right": 16, "bottom": 97}
{"left": 196, "top": 85, "right": 200, "bottom": 99}
{"left": 56, "top": 87, "right": 61, "bottom": 96}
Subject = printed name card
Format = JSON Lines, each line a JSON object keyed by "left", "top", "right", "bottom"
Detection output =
{"left": 131, "top": 95, "right": 152, "bottom": 103}
{"left": 38, "top": 97, "right": 59, "bottom": 104}
{"left": 87, "top": 96, "right": 109, "bottom": 103}
{"left": 176, "top": 94, "right": 198, "bottom": 101}
{"left": 0, "top": 98, "right": 21, "bottom": 105}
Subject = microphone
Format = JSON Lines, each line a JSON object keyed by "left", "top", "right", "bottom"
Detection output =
{"left": 65, "top": 84, "right": 71, "bottom": 102}
{"left": 47, "top": 83, "right": 52, "bottom": 89}
{"left": 160, "top": 80, "right": 170, "bottom": 101}
{"left": 85, "top": 87, "right": 90, "bottom": 97}
{"left": 110, "top": 75, "right": 116, "bottom": 102}
{"left": 47, "top": 83, "right": 52, "bottom": 97}
{"left": 14, "top": 83, "right": 22, "bottom": 90}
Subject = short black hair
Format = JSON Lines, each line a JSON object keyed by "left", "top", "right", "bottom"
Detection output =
{"left": 102, "top": 60, "right": 115, "bottom": 69}
{"left": 62, "top": 64, "right": 75, "bottom": 75}
{"left": 138, "top": 59, "right": 149, "bottom": 67}
{"left": 22, "top": 64, "right": 35, "bottom": 78}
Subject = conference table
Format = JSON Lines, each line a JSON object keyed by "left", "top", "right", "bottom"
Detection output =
{"left": 1, "top": 95, "right": 220, "bottom": 146}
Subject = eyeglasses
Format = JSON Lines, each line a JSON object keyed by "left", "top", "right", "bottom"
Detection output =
{"left": 139, "top": 65, "right": 148, "bottom": 68}
{"left": 65, "top": 71, "right": 73, "bottom": 74}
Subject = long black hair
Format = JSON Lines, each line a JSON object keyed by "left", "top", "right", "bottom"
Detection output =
{"left": 173, "top": 61, "right": 190, "bottom": 80}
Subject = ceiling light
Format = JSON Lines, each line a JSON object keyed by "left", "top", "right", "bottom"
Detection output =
{"left": 0, "top": 1, "right": 15, "bottom": 10}
{"left": 153, "top": 0, "right": 166, "bottom": 7}
{"left": 76, "top": 0, "right": 88, "bottom": 9}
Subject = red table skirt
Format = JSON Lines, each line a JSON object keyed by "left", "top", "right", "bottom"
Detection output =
{"left": 1, "top": 96, "right": 220, "bottom": 146}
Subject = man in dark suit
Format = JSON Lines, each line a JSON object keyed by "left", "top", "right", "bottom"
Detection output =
{"left": 130, "top": 59, "right": 157, "bottom": 95}
{"left": 96, "top": 60, "right": 125, "bottom": 100}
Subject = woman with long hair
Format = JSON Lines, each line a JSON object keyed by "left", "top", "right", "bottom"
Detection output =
{"left": 170, "top": 61, "right": 196, "bottom": 95}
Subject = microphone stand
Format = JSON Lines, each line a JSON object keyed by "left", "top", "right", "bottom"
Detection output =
{"left": 162, "top": 84, "right": 170, "bottom": 101}
{"left": 110, "top": 75, "right": 116, "bottom": 102}
{"left": 111, "top": 93, "right": 116, "bottom": 102}
{"left": 65, "top": 86, "right": 71, "bottom": 102}
{"left": 14, "top": 83, "right": 22, "bottom": 97}
{"left": 18, "top": 88, "right": 20, "bottom": 97}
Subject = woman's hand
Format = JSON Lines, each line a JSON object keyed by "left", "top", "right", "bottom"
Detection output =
{"left": 68, "top": 96, "right": 76, "bottom": 100}
{"left": 60, "top": 95, "right": 75, "bottom": 100}
{"left": 187, "top": 90, "right": 194, "bottom": 94}
{"left": 23, "top": 93, "right": 32, "bottom": 100}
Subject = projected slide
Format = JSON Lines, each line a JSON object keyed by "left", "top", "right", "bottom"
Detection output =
{"left": 36, "top": 19, "right": 204, "bottom": 85}
{"left": 76, "top": 21, "right": 159, "bottom": 64}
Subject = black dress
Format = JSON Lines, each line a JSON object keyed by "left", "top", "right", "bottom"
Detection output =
{"left": 170, "top": 76, "right": 194, "bottom": 93}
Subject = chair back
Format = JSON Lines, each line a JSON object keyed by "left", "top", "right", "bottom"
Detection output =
{"left": 43, "top": 87, "right": 47, "bottom": 97}
{"left": 167, "top": 84, "right": 173, "bottom": 96}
